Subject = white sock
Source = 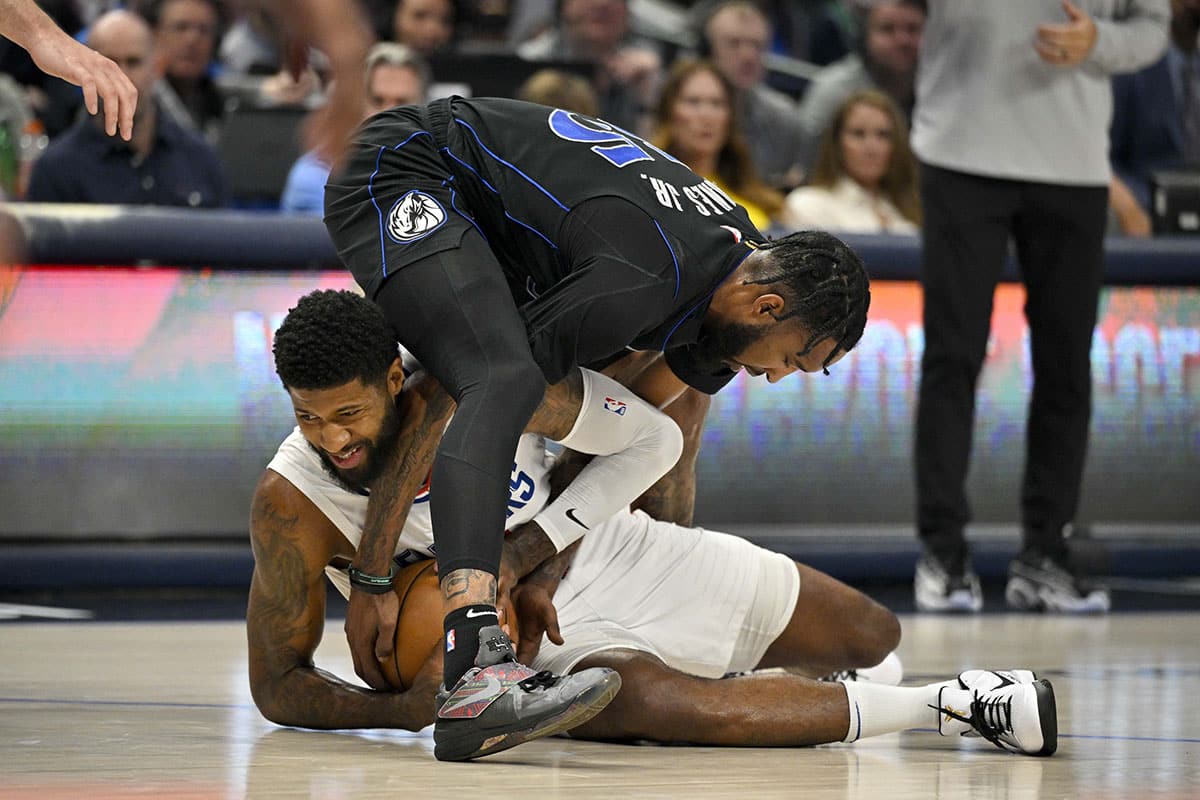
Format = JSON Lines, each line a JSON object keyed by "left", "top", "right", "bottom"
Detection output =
{"left": 840, "top": 681, "right": 948, "bottom": 742}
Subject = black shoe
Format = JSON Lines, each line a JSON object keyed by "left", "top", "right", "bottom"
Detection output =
{"left": 433, "top": 625, "right": 621, "bottom": 761}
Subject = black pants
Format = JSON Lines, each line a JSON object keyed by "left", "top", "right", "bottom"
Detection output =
{"left": 914, "top": 163, "right": 1108, "bottom": 557}
{"left": 326, "top": 103, "right": 546, "bottom": 578}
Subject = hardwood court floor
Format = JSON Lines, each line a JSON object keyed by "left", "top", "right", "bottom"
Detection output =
{"left": 2, "top": 613, "right": 1198, "bottom": 799}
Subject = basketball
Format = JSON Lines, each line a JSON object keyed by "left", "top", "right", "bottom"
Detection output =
{"left": 379, "top": 560, "right": 522, "bottom": 690}
{"left": 380, "top": 560, "right": 442, "bottom": 691}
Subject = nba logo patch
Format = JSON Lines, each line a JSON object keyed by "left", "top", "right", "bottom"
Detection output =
{"left": 446, "top": 630, "right": 456, "bottom": 652}
{"left": 386, "top": 190, "right": 447, "bottom": 243}
{"left": 603, "top": 397, "right": 627, "bottom": 416}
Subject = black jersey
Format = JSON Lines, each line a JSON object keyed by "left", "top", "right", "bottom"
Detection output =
{"left": 329, "top": 96, "right": 767, "bottom": 393}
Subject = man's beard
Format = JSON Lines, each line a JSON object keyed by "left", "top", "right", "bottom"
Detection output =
{"left": 310, "top": 402, "right": 403, "bottom": 493}
{"left": 692, "top": 316, "right": 768, "bottom": 369}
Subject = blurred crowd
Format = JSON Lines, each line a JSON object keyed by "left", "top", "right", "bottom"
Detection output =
{"left": 1, "top": 0, "right": 1196, "bottom": 238}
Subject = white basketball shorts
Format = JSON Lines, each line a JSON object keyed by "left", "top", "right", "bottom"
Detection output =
{"left": 531, "top": 509, "right": 800, "bottom": 679}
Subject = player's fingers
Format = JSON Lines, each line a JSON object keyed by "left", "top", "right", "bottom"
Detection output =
{"left": 544, "top": 607, "right": 563, "bottom": 646}
{"left": 516, "top": 621, "right": 546, "bottom": 664}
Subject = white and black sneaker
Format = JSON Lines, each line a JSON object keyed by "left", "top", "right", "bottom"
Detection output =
{"left": 1006, "top": 549, "right": 1110, "bottom": 613}
{"left": 934, "top": 669, "right": 1057, "bottom": 756}
{"left": 433, "top": 625, "right": 621, "bottom": 761}
{"left": 915, "top": 551, "right": 983, "bottom": 613}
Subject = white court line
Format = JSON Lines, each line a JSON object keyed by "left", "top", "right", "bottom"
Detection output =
{"left": 0, "top": 603, "right": 95, "bottom": 620}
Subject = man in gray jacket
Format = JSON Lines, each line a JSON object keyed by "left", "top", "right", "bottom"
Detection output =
{"left": 911, "top": 0, "right": 1169, "bottom": 614}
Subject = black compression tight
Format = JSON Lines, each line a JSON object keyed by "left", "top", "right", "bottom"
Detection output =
{"left": 374, "top": 229, "right": 546, "bottom": 577}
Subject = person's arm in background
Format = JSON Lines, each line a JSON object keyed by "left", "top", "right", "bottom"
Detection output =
{"left": 1110, "top": 173, "right": 1152, "bottom": 237}
{"left": 0, "top": 0, "right": 137, "bottom": 139}
{"left": 268, "top": 0, "right": 373, "bottom": 169}
{"left": 1035, "top": 0, "right": 1169, "bottom": 72}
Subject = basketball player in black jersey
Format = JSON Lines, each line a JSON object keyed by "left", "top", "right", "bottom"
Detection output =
{"left": 323, "top": 96, "right": 870, "bottom": 761}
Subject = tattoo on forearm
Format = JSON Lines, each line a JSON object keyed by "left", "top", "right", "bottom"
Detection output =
{"left": 525, "top": 369, "right": 585, "bottom": 441}
{"left": 358, "top": 385, "right": 455, "bottom": 569}
{"left": 504, "top": 521, "right": 558, "bottom": 578}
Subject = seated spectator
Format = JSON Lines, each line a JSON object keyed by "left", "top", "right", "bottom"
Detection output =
{"left": 391, "top": 0, "right": 458, "bottom": 57}
{"left": 518, "top": 0, "right": 662, "bottom": 134}
{"left": 145, "top": 0, "right": 225, "bottom": 143}
{"left": 798, "top": 0, "right": 924, "bottom": 167}
{"left": 650, "top": 58, "right": 786, "bottom": 231}
{"left": 1110, "top": 0, "right": 1200, "bottom": 211}
{"left": 25, "top": 10, "right": 228, "bottom": 207}
{"left": 785, "top": 88, "right": 919, "bottom": 234}
{"left": 698, "top": 0, "right": 806, "bottom": 191}
{"left": 516, "top": 68, "right": 600, "bottom": 116}
{"left": 280, "top": 43, "right": 431, "bottom": 215}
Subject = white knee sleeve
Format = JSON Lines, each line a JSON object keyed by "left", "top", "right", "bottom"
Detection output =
{"left": 533, "top": 368, "right": 684, "bottom": 552}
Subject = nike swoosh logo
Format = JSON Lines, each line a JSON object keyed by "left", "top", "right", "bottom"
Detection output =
{"left": 465, "top": 608, "right": 498, "bottom": 619}
{"left": 440, "top": 671, "right": 503, "bottom": 715}
{"left": 565, "top": 508, "right": 589, "bottom": 529}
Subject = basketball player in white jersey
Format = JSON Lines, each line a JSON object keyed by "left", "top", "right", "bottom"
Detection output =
{"left": 247, "top": 289, "right": 1058, "bottom": 757}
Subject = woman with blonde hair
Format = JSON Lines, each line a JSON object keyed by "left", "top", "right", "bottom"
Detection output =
{"left": 786, "top": 88, "right": 920, "bottom": 234}
{"left": 651, "top": 58, "right": 785, "bottom": 231}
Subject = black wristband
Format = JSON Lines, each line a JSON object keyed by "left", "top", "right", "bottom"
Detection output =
{"left": 348, "top": 563, "right": 399, "bottom": 594}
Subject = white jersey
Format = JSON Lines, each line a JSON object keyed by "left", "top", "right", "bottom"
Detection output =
{"left": 266, "top": 427, "right": 555, "bottom": 561}
{"left": 264, "top": 426, "right": 800, "bottom": 679}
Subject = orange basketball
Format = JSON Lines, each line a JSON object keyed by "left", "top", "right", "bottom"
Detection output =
{"left": 379, "top": 560, "right": 521, "bottom": 691}
{"left": 380, "top": 560, "right": 442, "bottom": 691}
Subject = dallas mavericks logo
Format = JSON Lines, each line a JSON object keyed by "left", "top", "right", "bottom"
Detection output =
{"left": 386, "top": 190, "right": 446, "bottom": 243}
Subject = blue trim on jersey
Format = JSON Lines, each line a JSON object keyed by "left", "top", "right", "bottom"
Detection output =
{"left": 440, "top": 143, "right": 557, "bottom": 249}
{"left": 505, "top": 211, "right": 558, "bottom": 250}
{"left": 390, "top": 130, "right": 434, "bottom": 151}
{"left": 653, "top": 220, "right": 680, "bottom": 299}
{"left": 441, "top": 148, "right": 499, "bottom": 194}
{"left": 452, "top": 118, "right": 570, "bottom": 212}
{"left": 447, "top": 183, "right": 488, "bottom": 243}
{"left": 658, "top": 244, "right": 756, "bottom": 350}
{"left": 368, "top": 146, "right": 388, "bottom": 278}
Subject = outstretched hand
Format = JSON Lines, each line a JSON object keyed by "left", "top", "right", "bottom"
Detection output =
{"left": 28, "top": 28, "right": 137, "bottom": 140}
{"left": 345, "top": 588, "right": 400, "bottom": 690}
{"left": 511, "top": 579, "right": 563, "bottom": 665}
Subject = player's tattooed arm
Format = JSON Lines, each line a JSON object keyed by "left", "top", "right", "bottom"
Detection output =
{"left": 355, "top": 371, "right": 456, "bottom": 576}
{"left": 525, "top": 367, "right": 586, "bottom": 441}
{"left": 247, "top": 473, "right": 437, "bottom": 730}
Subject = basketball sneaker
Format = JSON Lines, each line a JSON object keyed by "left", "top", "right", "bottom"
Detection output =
{"left": 915, "top": 550, "right": 983, "bottom": 613}
{"left": 1005, "top": 548, "right": 1110, "bottom": 613}
{"left": 433, "top": 625, "right": 621, "bottom": 761}
{"left": 934, "top": 669, "right": 1057, "bottom": 756}
{"left": 819, "top": 651, "right": 904, "bottom": 685}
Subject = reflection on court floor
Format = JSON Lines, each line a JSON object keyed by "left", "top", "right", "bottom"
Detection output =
{"left": 2, "top": 614, "right": 1199, "bottom": 798}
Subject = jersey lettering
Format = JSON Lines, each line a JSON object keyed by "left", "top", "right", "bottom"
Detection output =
{"left": 547, "top": 109, "right": 680, "bottom": 169}
{"left": 507, "top": 463, "right": 536, "bottom": 518}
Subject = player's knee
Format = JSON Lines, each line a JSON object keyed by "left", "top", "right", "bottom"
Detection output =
{"left": 470, "top": 357, "right": 546, "bottom": 422}
{"left": 851, "top": 601, "right": 901, "bottom": 666}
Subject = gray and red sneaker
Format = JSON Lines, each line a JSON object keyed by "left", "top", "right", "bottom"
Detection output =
{"left": 433, "top": 625, "right": 621, "bottom": 761}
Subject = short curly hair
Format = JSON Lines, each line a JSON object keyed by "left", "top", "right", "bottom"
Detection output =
{"left": 273, "top": 290, "right": 399, "bottom": 390}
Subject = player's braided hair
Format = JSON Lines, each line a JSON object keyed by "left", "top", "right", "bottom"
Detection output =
{"left": 747, "top": 230, "right": 871, "bottom": 371}
{"left": 273, "top": 290, "right": 399, "bottom": 390}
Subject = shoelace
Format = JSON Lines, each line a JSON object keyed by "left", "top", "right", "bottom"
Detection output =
{"left": 934, "top": 692, "right": 1016, "bottom": 751}
{"left": 819, "top": 669, "right": 859, "bottom": 683}
{"left": 518, "top": 670, "right": 560, "bottom": 692}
